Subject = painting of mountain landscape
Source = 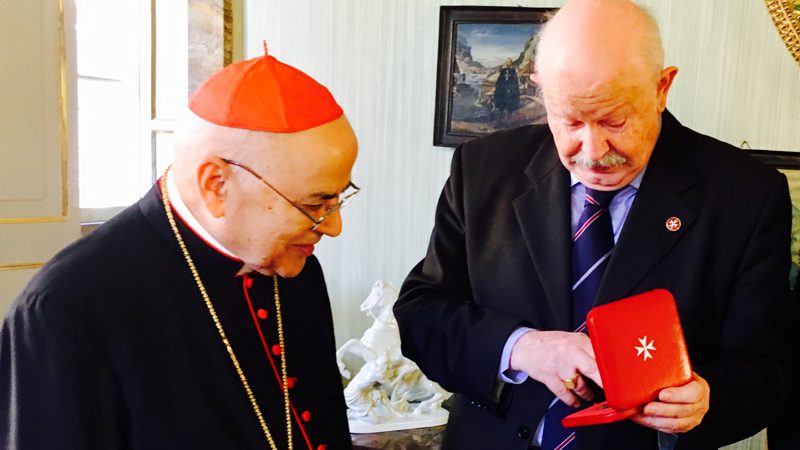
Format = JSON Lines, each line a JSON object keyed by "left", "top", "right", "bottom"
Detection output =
{"left": 449, "top": 22, "right": 547, "bottom": 137}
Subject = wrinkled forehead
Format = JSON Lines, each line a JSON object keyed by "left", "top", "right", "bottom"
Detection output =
{"left": 540, "top": 67, "right": 652, "bottom": 111}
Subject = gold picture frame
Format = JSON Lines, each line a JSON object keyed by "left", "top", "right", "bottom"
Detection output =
{"left": 765, "top": 0, "right": 800, "bottom": 65}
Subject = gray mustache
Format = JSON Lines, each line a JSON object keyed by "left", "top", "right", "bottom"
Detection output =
{"left": 570, "top": 151, "right": 627, "bottom": 169}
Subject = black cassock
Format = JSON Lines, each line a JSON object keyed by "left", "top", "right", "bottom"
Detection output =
{"left": 0, "top": 185, "right": 351, "bottom": 449}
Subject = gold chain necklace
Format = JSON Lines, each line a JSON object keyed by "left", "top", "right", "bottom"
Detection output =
{"left": 159, "top": 170, "right": 293, "bottom": 450}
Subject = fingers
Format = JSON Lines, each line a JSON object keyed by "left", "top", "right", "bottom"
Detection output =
{"left": 632, "top": 400, "right": 706, "bottom": 433}
{"left": 630, "top": 373, "right": 710, "bottom": 434}
{"left": 659, "top": 373, "right": 709, "bottom": 403}
{"left": 571, "top": 374, "right": 595, "bottom": 402}
{"left": 543, "top": 377, "right": 582, "bottom": 408}
{"left": 542, "top": 344, "right": 599, "bottom": 406}
{"left": 573, "top": 351, "right": 603, "bottom": 389}
{"left": 510, "top": 330, "right": 601, "bottom": 404}
{"left": 631, "top": 412, "right": 701, "bottom": 434}
{"left": 548, "top": 369, "right": 595, "bottom": 406}
{"left": 643, "top": 397, "right": 704, "bottom": 419}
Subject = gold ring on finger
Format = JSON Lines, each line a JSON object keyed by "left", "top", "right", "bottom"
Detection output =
{"left": 562, "top": 374, "right": 578, "bottom": 390}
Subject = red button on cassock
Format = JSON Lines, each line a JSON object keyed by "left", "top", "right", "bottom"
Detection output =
{"left": 302, "top": 411, "right": 311, "bottom": 422}
{"left": 257, "top": 308, "right": 268, "bottom": 320}
{"left": 271, "top": 344, "right": 282, "bottom": 356}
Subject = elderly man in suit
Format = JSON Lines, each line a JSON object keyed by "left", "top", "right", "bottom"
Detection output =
{"left": 394, "top": 0, "right": 793, "bottom": 449}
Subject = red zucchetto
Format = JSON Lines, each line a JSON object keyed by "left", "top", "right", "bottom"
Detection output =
{"left": 189, "top": 46, "right": 343, "bottom": 133}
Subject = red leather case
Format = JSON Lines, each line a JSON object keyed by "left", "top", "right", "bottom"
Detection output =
{"left": 562, "top": 289, "right": 693, "bottom": 427}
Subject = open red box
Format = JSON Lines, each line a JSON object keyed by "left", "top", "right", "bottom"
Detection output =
{"left": 563, "top": 289, "right": 693, "bottom": 427}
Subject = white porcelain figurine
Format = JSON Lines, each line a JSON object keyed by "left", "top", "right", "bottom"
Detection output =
{"left": 336, "top": 280, "right": 451, "bottom": 433}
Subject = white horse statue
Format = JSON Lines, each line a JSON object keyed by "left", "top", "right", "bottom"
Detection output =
{"left": 336, "top": 280, "right": 400, "bottom": 378}
{"left": 337, "top": 281, "right": 451, "bottom": 433}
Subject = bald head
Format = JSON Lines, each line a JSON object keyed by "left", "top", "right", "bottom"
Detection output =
{"left": 534, "top": 0, "right": 664, "bottom": 84}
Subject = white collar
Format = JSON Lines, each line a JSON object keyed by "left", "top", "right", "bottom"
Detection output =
{"left": 166, "top": 171, "right": 240, "bottom": 261}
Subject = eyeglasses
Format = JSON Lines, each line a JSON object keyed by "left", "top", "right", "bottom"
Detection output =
{"left": 220, "top": 158, "right": 360, "bottom": 231}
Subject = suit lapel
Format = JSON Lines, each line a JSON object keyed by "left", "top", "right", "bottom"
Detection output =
{"left": 596, "top": 112, "right": 701, "bottom": 305}
{"left": 513, "top": 137, "right": 573, "bottom": 330}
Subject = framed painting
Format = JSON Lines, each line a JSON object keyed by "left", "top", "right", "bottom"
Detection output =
{"left": 433, "top": 6, "right": 555, "bottom": 147}
{"left": 748, "top": 149, "right": 800, "bottom": 289}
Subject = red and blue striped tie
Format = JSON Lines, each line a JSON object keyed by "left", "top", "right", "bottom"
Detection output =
{"left": 541, "top": 187, "right": 619, "bottom": 450}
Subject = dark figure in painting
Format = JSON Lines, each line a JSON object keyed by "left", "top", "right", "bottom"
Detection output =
{"left": 493, "top": 58, "right": 520, "bottom": 119}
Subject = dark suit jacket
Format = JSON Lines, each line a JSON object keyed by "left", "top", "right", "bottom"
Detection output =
{"left": 395, "top": 112, "right": 793, "bottom": 450}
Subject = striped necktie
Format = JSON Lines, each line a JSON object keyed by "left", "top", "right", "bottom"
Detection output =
{"left": 541, "top": 187, "right": 619, "bottom": 450}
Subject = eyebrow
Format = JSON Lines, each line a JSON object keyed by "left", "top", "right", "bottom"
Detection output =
{"left": 303, "top": 181, "right": 353, "bottom": 201}
{"left": 602, "top": 102, "right": 635, "bottom": 116}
